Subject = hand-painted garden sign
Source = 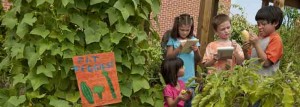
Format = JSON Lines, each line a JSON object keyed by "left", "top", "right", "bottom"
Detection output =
{"left": 72, "top": 52, "right": 121, "bottom": 107}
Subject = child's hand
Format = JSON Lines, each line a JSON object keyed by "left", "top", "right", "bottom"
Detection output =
{"left": 191, "top": 45, "right": 198, "bottom": 52}
{"left": 249, "top": 32, "right": 259, "bottom": 44}
{"left": 180, "top": 90, "right": 192, "bottom": 101}
{"left": 178, "top": 91, "right": 186, "bottom": 101}
{"left": 242, "top": 42, "right": 251, "bottom": 50}
{"left": 213, "top": 54, "right": 220, "bottom": 61}
{"left": 232, "top": 40, "right": 238, "bottom": 50}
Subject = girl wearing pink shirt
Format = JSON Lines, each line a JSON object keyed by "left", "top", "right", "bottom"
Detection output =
{"left": 161, "top": 57, "right": 192, "bottom": 107}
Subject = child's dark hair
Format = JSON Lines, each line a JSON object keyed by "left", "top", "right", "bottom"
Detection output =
{"left": 170, "top": 14, "right": 194, "bottom": 39}
{"left": 161, "top": 57, "right": 184, "bottom": 86}
{"left": 255, "top": 6, "right": 283, "bottom": 30}
{"left": 212, "top": 14, "right": 231, "bottom": 31}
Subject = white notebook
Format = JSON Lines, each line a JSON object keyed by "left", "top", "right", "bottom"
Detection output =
{"left": 217, "top": 47, "right": 234, "bottom": 59}
{"left": 180, "top": 39, "right": 199, "bottom": 53}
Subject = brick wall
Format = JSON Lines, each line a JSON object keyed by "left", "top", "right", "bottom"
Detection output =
{"left": 152, "top": 0, "right": 231, "bottom": 38}
{"left": 152, "top": 0, "right": 201, "bottom": 38}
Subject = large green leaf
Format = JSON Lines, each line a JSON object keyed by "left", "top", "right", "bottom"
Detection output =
{"left": 131, "top": 65, "right": 145, "bottom": 75}
{"left": 114, "top": 0, "right": 130, "bottom": 21}
{"left": 51, "top": 44, "right": 63, "bottom": 56}
{"left": 7, "top": 95, "right": 26, "bottom": 106}
{"left": 99, "top": 35, "right": 112, "bottom": 51}
{"left": 141, "top": 5, "right": 150, "bottom": 18}
{"left": 120, "top": 79, "right": 132, "bottom": 97}
{"left": 37, "top": 65, "right": 53, "bottom": 78}
{"left": 30, "top": 75, "right": 49, "bottom": 91}
{"left": 62, "top": 0, "right": 74, "bottom": 7}
{"left": 70, "top": 14, "right": 85, "bottom": 28}
{"left": 36, "top": 0, "right": 46, "bottom": 6}
{"left": 65, "top": 32, "right": 76, "bottom": 44}
{"left": 1, "top": 16, "right": 18, "bottom": 29}
{"left": 97, "top": 21, "right": 109, "bottom": 35}
{"left": 49, "top": 96, "right": 71, "bottom": 107}
{"left": 30, "top": 26, "right": 50, "bottom": 38}
{"left": 110, "top": 31, "right": 125, "bottom": 44}
{"left": 90, "top": 0, "right": 108, "bottom": 5}
{"left": 140, "top": 93, "right": 154, "bottom": 105}
{"left": 63, "top": 50, "right": 76, "bottom": 59}
{"left": 16, "top": 22, "right": 29, "bottom": 38}
{"left": 25, "top": 48, "right": 39, "bottom": 70}
{"left": 84, "top": 27, "right": 101, "bottom": 44}
{"left": 61, "top": 41, "right": 75, "bottom": 51}
{"left": 131, "top": 0, "right": 138, "bottom": 10}
{"left": 22, "top": 13, "right": 37, "bottom": 26}
{"left": 135, "top": 29, "right": 147, "bottom": 44}
{"left": 113, "top": 48, "right": 122, "bottom": 62}
{"left": 0, "top": 56, "right": 10, "bottom": 70}
{"left": 125, "top": 4, "right": 135, "bottom": 16}
{"left": 13, "top": 74, "right": 26, "bottom": 86}
{"left": 122, "top": 55, "right": 131, "bottom": 69}
{"left": 105, "top": 7, "right": 119, "bottom": 25}
{"left": 132, "top": 75, "right": 150, "bottom": 92}
{"left": 37, "top": 40, "right": 53, "bottom": 55}
{"left": 46, "top": 0, "right": 54, "bottom": 4}
{"left": 11, "top": 42, "right": 25, "bottom": 59}
{"left": 151, "top": 0, "right": 160, "bottom": 16}
{"left": 66, "top": 91, "right": 80, "bottom": 103}
{"left": 133, "top": 55, "right": 145, "bottom": 65}
{"left": 26, "top": 91, "right": 46, "bottom": 99}
{"left": 116, "top": 21, "right": 132, "bottom": 33}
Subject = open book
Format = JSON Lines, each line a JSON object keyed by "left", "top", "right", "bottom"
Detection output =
{"left": 180, "top": 39, "right": 199, "bottom": 53}
{"left": 217, "top": 47, "right": 234, "bottom": 59}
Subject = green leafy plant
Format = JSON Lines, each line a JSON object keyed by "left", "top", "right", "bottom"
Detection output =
{"left": 192, "top": 59, "right": 300, "bottom": 107}
{"left": 279, "top": 7, "right": 300, "bottom": 75}
{"left": 0, "top": 0, "right": 163, "bottom": 106}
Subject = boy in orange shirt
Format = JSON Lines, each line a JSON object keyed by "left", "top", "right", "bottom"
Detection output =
{"left": 202, "top": 14, "right": 244, "bottom": 74}
{"left": 244, "top": 6, "right": 283, "bottom": 76}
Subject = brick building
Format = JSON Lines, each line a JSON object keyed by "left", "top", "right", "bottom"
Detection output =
{"left": 153, "top": 0, "right": 232, "bottom": 38}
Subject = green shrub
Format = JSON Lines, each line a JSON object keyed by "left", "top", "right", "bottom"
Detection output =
{"left": 0, "top": 0, "right": 163, "bottom": 106}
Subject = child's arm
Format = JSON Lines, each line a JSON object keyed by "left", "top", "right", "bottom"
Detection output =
{"left": 232, "top": 41, "right": 244, "bottom": 65}
{"left": 166, "top": 45, "right": 183, "bottom": 58}
{"left": 249, "top": 34, "right": 273, "bottom": 67}
{"left": 203, "top": 56, "right": 218, "bottom": 67}
{"left": 203, "top": 44, "right": 218, "bottom": 67}
{"left": 165, "top": 93, "right": 185, "bottom": 107}
{"left": 242, "top": 42, "right": 251, "bottom": 60}
{"left": 193, "top": 45, "right": 201, "bottom": 64}
{"left": 252, "top": 42, "right": 273, "bottom": 66}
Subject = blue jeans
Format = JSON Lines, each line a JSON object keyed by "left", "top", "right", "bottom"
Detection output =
{"left": 184, "top": 87, "right": 195, "bottom": 107}
{"left": 253, "top": 100, "right": 261, "bottom": 107}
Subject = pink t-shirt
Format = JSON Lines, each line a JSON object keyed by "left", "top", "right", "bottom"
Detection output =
{"left": 163, "top": 80, "right": 185, "bottom": 107}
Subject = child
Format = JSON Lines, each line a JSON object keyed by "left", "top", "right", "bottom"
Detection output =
{"left": 166, "top": 14, "right": 200, "bottom": 107}
{"left": 166, "top": 13, "right": 201, "bottom": 83}
{"left": 161, "top": 57, "right": 191, "bottom": 107}
{"left": 202, "top": 14, "right": 244, "bottom": 74}
{"left": 243, "top": 6, "right": 283, "bottom": 76}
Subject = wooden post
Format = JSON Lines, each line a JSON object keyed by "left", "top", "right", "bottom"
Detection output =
{"left": 196, "top": 0, "right": 219, "bottom": 59}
